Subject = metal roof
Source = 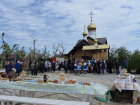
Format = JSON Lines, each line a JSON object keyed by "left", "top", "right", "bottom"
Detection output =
{"left": 9, "top": 54, "right": 17, "bottom": 59}
{"left": 87, "top": 36, "right": 107, "bottom": 44}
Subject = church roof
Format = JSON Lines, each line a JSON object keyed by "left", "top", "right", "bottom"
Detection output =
{"left": 68, "top": 39, "right": 92, "bottom": 55}
{"left": 87, "top": 36, "right": 107, "bottom": 44}
{"left": 66, "top": 37, "right": 107, "bottom": 55}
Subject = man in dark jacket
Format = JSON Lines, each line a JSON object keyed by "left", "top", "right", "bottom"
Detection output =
{"left": 101, "top": 60, "right": 105, "bottom": 74}
{"left": 5, "top": 62, "right": 13, "bottom": 77}
{"left": 123, "top": 57, "right": 127, "bottom": 69}
{"left": 15, "top": 61, "right": 22, "bottom": 76}
{"left": 116, "top": 60, "right": 119, "bottom": 75}
{"left": 41, "top": 61, "right": 44, "bottom": 73}
{"left": 97, "top": 60, "right": 101, "bottom": 74}
{"left": 64, "top": 60, "right": 68, "bottom": 73}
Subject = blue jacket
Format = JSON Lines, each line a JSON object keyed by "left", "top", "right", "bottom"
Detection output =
{"left": 4, "top": 64, "right": 13, "bottom": 72}
{"left": 123, "top": 59, "right": 127, "bottom": 69}
{"left": 116, "top": 61, "right": 119, "bottom": 69}
{"left": 15, "top": 63, "right": 22, "bottom": 71}
{"left": 92, "top": 60, "right": 95, "bottom": 65}
{"left": 64, "top": 62, "right": 68, "bottom": 67}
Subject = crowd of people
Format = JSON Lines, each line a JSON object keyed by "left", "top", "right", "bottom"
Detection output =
{"left": 73, "top": 59, "right": 114, "bottom": 75}
{"left": 3, "top": 57, "right": 128, "bottom": 77}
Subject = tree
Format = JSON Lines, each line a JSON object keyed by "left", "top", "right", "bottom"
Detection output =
{"left": 15, "top": 46, "right": 26, "bottom": 58}
{"left": 58, "top": 43, "right": 66, "bottom": 57}
{"left": 130, "top": 49, "right": 140, "bottom": 74}
{"left": 0, "top": 33, "right": 19, "bottom": 59}
{"left": 53, "top": 43, "right": 66, "bottom": 57}
{"left": 116, "top": 46, "right": 131, "bottom": 67}
{"left": 53, "top": 43, "right": 59, "bottom": 57}
{"left": 42, "top": 46, "right": 50, "bottom": 59}
{"left": 109, "top": 45, "right": 117, "bottom": 61}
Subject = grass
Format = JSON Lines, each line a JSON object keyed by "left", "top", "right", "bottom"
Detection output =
{"left": 135, "top": 77, "right": 140, "bottom": 79}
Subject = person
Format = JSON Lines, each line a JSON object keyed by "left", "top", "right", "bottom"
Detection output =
{"left": 64, "top": 60, "right": 68, "bottom": 73}
{"left": 48, "top": 61, "right": 51, "bottom": 72}
{"left": 36, "top": 61, "right": 39, "bottom": 70}
{"left": 76, "top": 61, "right": 81, "bottom": 74}
{"left": 80, "top": 61, "right": 83, "bottom": 74}
{"left": 116, "top": 60, "right": 119, "bottom": 75}
{"left": 31, "top": 62, "right": 34, "bottom": 75}
{"left": 108, "top": 60, "right": 112, "bottom": 73}
{"left": 4, "top": 62, "right": 13, "bottom": 78}
{"left": 123, "top": 57, "right": 128, "bottom": 69}
{"left": 52, "top": 61, "right": 56, "bottom": 72}
{"left": 93, "top": 61, "right": 97, "bottom": 74}
{"left": 22, "top": 60, "right": 28, "bottom": 71}
{"left": 45, "top": 61, "right": 48, "bottom": 72}
{"left": 8, "top": 60, "right": 12, "bottom": 64}
{"left": 58, "top": 61, "right": 62, "bottom": 71}
{"left": 87, "top": 60, "right": 91, "bottom": 73}
{"left": 29, "top": 60, "right": 32, "bottom": 70}
{"left": 97, "top": 60, "right": 101, "bottom": 74}
{"left": 92, "top": 59, "right": 95, "bottom": 67}
{"left": 41, "top": 61, "right": 44, "bottom": 73}
{"left": 83, "top": 61, "right": 87, "bottom": 74}
{"left": 15, "top": 61, "right": 22, "bottom": 76}
{"left": 74, "top": 61, "right": 78, "bottom": 74}
{"left": 33, "top": 62, "right": 37, "bottom": 76}
{"left": 101, "top": 60, "right": 105, "bottom": 74}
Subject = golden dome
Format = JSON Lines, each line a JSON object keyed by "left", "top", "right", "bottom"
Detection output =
{"left": 94, "top": 38, "right": 98, "bottom": 43}
{"left": 87, "top": 20, "right": 96, "bottom": 31}
{"left": 83, "top": 25, "right": 87, "bottom": 36}
{"left": 94, "top": 33, "right": 98, "bottom": 43}
{"left": 83, "top": 31, "right": 87, "bottom": 36}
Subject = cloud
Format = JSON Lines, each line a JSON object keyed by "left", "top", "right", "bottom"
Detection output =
{"left": 0, "top": 0, "right": 140, "bottom": 55}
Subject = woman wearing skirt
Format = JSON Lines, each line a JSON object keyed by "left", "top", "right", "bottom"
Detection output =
{"left": 74, "top": 62, "right": 78, "bottom": 74}
{"left": 83, "top": 61, "right": 87, "bottom": 74}
{"left": 76, "top": 61, "right": 81, "bottom": 74}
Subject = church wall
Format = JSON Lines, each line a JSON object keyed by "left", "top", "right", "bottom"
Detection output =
{"left": 98, "top": 49, "right": 108, "bottom": 60}
{"left": 66, "top": 48, "right": 109, "bottom": 61}
{"left": 72, "top": 47, "right": 93, "bottom": 60}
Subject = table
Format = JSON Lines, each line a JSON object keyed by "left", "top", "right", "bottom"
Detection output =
{"left": 0, "top": 81, "right": 108, "bottom": 105}
{"left": 111, "top": 80, "right": 140, "bottom": 104}
{"left": 115, "top": 89, "right": 133, "bottom": 103}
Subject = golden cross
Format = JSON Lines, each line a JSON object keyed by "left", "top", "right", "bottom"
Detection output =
{"left": 84, "top": 25, "right": 86, "bottom": 30}
{"left": 89, "top": 12, "right": 94, "bottom": 20}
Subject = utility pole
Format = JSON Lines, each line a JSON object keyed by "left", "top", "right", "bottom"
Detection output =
{"left": 29, "top": 35, "right": 37, "bottom": 60}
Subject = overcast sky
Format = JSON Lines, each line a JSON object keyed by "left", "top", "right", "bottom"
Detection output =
{"left": 0, "top": 0, "right": 140, "bottom": 54}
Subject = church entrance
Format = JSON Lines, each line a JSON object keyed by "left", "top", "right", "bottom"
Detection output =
{"left": 81, "top": 56, "right": 92, "bottom": 60}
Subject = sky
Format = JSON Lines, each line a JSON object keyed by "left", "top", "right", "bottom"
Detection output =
{"left": 0, "top": 0, "right": 140, "bottom": 55}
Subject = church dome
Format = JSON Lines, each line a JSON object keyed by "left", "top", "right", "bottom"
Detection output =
{"left": 83, "top": 25, "right": 87, "bottom": 36}
{"left": 83, "top": 30, "right": 87, "bottom": 36}
{"left": 87, "top": 20, "right": 96, "bottom": 31}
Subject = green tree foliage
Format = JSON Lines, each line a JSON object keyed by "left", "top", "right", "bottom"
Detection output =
{"left": 15, "top": 46, "right": 26, "bottom": 58}
{"left": 109, "top": 45, "right": 117, "bottom": 61}
{"left": 116, "top": 46, "right": 131, "bottom": 66}
{"left": 130, "top": 49, "right": 140, "bottom": 74}
{"left": 0, "top": 33, "right": 19, "bottom": 59}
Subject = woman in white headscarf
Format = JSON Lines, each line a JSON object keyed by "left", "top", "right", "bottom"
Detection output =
{"left": 83, "top": 61, "right": 87, "bottom": 74}
{"left": 87, "top": 60, "right": 91, "bottom": 73}
{"left": 76, "top": 61, "right": 81, "bottom": 74}
{"left": 74, "top": 61, "right": 78, "bottom": 74}
{"left": 45, "top": 61, "right": 48, "bottom": 72}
